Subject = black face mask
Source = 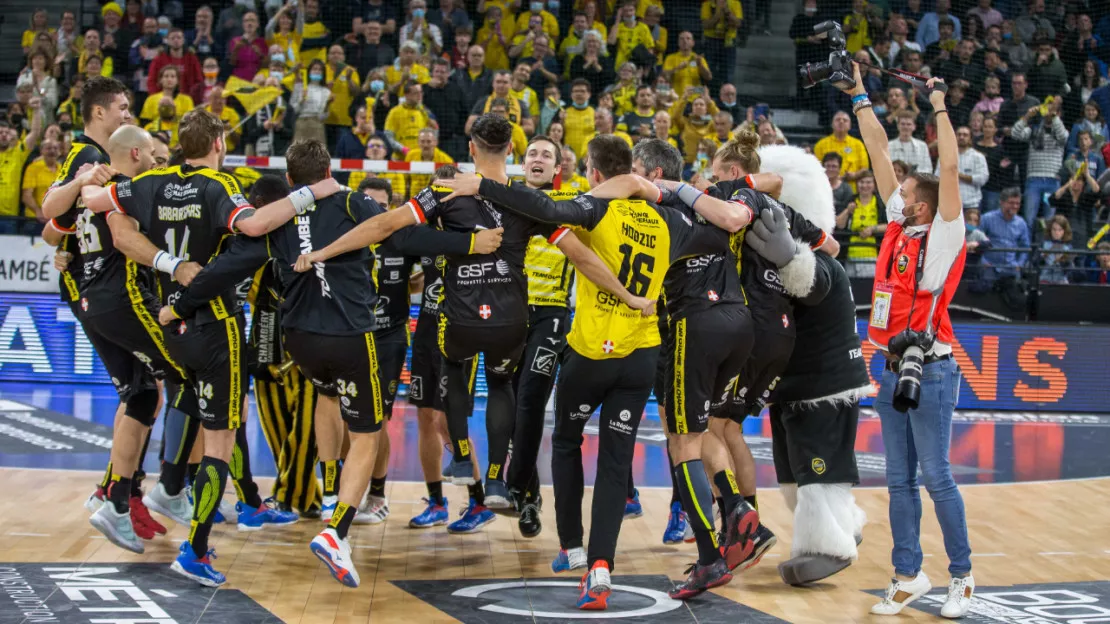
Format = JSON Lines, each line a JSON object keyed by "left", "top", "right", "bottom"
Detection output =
{"left": 9, "top": 114, "right": 24, "bottom": 127}
{"left": 59, "top": 121, "right": 73, "bottom": 132}
{"left": 145, "top": 35, "right": 162, "bottom": 47}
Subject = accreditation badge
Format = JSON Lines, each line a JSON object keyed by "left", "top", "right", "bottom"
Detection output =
{"left": 870, "top": 281, "right": 894, "bottom": 330}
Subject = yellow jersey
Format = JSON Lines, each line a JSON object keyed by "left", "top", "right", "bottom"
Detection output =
{"left": 813, "top": 134, "right": 870, "bottom": 190}
{"left": 139, "top": 92, "right": 195, "bottom": 123}
{"left": 22, "top": 29, "right": 54, "bottom": 50}
{"left": 509, "top": 122, "right": 529, "bottom": 162}
{"left": 477, "top": 20, "right": 517, "bottom": 71}
{"left": 385, "top": 63, "right": 430, "bottom": 93}
{"left": 144, "top": 118, "right": 181, "bottom": 147}
{"left": 511, "top": 85, "right": 541, "bottom": 118}
{"left": 848, "top": 194, "right": 880, "bottom": 260}
{"left": 479, "top": 94, "right": 525, "bottom": 127}
{"left": 405, "top": 147, "right": 454, "bottom": 197}
{"left": 637, "top": 0, "right": 664, "bottom": 17}
{"left": 384, "top": 103, "right": 434, "bottom": 151}
{"left": 611, "top": 21, "right": 654, "bottom": 68}
{"left": 611, "top": 83, "right": 638, "bottom": 116}
{"left": 561, "top": 173, "right": 591, "bottom": 193}
{"left": 701, "top": 0, "right": 744, "bottom": 45}
{"left": 300, "top": 20, "right": 331, "bottom": 64}
{"left": 347, "top": 171, "right": 408, "bottom": 203}
{"left": 514, "top": 10, "right": 560, "bottom": 41}
{"left": 663, "top": 51, "right": 709, "bottom": 96}
{"left": 564, "top": 105, "right": 596, "bottom": 160}
{"left": 0, "top": 140, "right": 32, "bottom": 217}
{"left": 268, "top": 31, "right": 303, "bottom": 65}
{"left": 206, "top": 105, "right": 242, "bottom": 151}
{"left": 324, "top": 64, "right": 361, "bottom": 127}
{"left": 21, "top": 157, "right": 58, "bottom": 209}
{"left": 525, "top": 187, "right": 579, "bottom": 307}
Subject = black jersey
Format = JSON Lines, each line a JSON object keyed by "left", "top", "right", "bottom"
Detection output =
{"left": 416, "top": 255, "right": 446, "bottom": 319}
{"left": 48, "top": 138, "right": 109, "bottom": 306}
{"left": 108, "top": 164, "right": 257, "bottom": 325}
{"left": 247, "top": 260, "right": 284, "bottom": 380}
{"left": 658, "top": 193, "right": 746, "bottom": 321}
{"left": 371, "top": 240, "right": 418, "bottom": 333}
{"left": 408, "top": 184, "right": 554, "bottom": 328}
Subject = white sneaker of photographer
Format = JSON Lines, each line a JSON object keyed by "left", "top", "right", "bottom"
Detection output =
{"left": 940, "top": 574, "right": 975, "bottom": 618}
{"left": 870, "top": 571, "right": 932, "bottom": 616}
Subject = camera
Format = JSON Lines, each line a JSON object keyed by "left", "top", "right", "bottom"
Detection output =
{"left": 798, "top": 21, "right": 857, "bottom": 91}
{"left": 887, "top": 329, "right": 936, "bottom": 413}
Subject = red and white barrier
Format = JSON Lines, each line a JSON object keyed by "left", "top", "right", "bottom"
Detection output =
{"left": 221, "top": 155, "right": 526, "bottom": 176}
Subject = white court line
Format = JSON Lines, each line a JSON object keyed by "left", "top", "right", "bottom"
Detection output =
{"left": 150, "top": 589, "right": 177, "bottom": 598}
{"left": 1039, "top": 551, "right": 1075, "bottom": 556}
{"left": 8, "top": 532, "right": 49, "bottom": 537}
{"left": 970, "top": 553, "right": 1006, "bottom": 557}
{"left": 89, "top": 535, "right": 105, "bottom": 540}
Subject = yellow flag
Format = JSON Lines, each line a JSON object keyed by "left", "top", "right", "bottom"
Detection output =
{"left": 224, "top": 76, "right": 282, "bottom": 117}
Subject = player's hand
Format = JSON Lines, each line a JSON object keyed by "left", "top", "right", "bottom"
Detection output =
{"left": 308, "top": 177, "right": 344, "bottom": 200}
{"left": 472, "top": 227, "right": 503, "bottom": 254}
{"left": 690, "top": 172, "right": 714, "bottom": 191}
{"left": 435, "top": 172, "right": 482, "bottom": 201}
{"left": 654, "top": 179, "right": 682, "bottom": 192}
{"left": 53, "top": 250, "right": 73, "bottom": 271}
{"left": 294, "top": 251, "right": 322, "bottom": 272}
{"left": 745, "top": 206, "right": 799, "bottom": 268}
{"left": 80, "top": 164, "right": 117, "bottom": 187}
{"left": 157, "top": 305, "right": 177, "bottom": 325}
{"left": 625, "top": 295, "right": 657, "bottom": 317}
{"left": 174, "top": 261, "right": 201, "bottom": 286}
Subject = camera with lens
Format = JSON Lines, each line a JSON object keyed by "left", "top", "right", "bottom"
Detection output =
{"left": 798, "top": 21, "right": 857, "bottom": 91}
{"left": 887, "top": 329, "right": 936, "bottom": 413}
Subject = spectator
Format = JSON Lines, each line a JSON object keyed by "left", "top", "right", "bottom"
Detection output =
{"left": 451, "top": 45, "right": 493, "bottom": 114}
{"left": 539, "top": 84, "right": 564, "bottom": 136}
{"left": 358, "top": 0, "right": 399, "bottom": 44}
{"left": 880, "top": 86, "right": 921, "bottom": 137}
{"left": 1015, "top": 0, "right": 1054, "bottom": 44}
{"left": 424, "top": 58, "right": 468, "bottom": 160}
{"left": 999, "top": 20, "right": 1033, "bottom": 71}
{"left": 924, "top": 18, "right": 959, "bottom": 70}
{"left": 569, "top": 32, "right": 615, "bottom": 103}
{"left": 1038, "top": 214, "right": 1074, "bottom": 284}
{"left": 23, "top": 9, "right": 54, "bottom": 57}
{"left": 187, "top": 5, "right": 220, "bottom": 62}
{"left": 1068, "top": 100, "right": 1109, "bottom": 153}
{"left": 670, "top": 91, "right": 718, "bottom": 164}
{"left": 1061, "top": 14, "right": 1100, "bottom": 82}
{"left": 1028, "top": 39, "right": 1069, "bottom": 103}
{"left": 889, "top": 110, "right": 933, "bottom": 174}
{"left": 973, "top": 75, "right": 1004, "bottom": 115}
{"left": 78, "top": 30, "right": 114, "bottom": 79}
{"left": 791, "top": 0, "right": 824, "bottom": 106}
{"left": 559, "top": 12, "right": 592, "bottom": 72}
{"left": 244, "top": 87, "right": 291, "bottom": 156}
{"left": 56, "top": 11, "right": 81, "bottom": 73}
{"left": 618, "top": 85, "right": 656, "bottom": 143}
{"left": 487, "top": 97, "right": 529, "bottom": 161}
{"left": 546, "top": 118, "right": 565, "bottom": 146}
{"left": 998, "top": 71, "right": 1038, "bottom": 170}
{"left": 887, "top": 14, "right": 922, "bottom": 65}
{"left": 712, "top": 111, "right": 734, "bottom": 147}
{"left": 579, "top": 0, "right": 608, "bottom": 38}
{"left": 980, "top": 187, "right": 1031, "bottom": 280}
{"left": 609, "top": 62, "right": 640, "bottom": 115}
{"left": 652, "top": 110, "right": 678, "bottom": 149}
{"left": 216, "top": 0, "right": 252, "bottom": 43}
{"left": 917, "top": 0, "right": 962, "bottom": 49}
{"left": 1065, "top": 129, "right": 1104, "bottom": 179}
{"left": 322, "top": 44, "right": 360, "bottom": 146}
{"left": 608, "top": 0, "right": 653, "bottom": 72}
{"left": 205, "top": 88, "right": 241, "bottom": 152}
{"left": 642, "top": 5, "right": 667, "bottom": 67}
{"left": 427, "top": 0, "right": 469, "bottom": 47}
{"left": 298, "top": 0, "right": 330, "bottom": 64}
{"left": 1076, "top": 241, "right": 1110, "bottom": 284}
{"left": 84, "top": 56, "right": 107, "bottom": 82}
{"left": 1051, "top": 167, "right": 1100, "bottom": 244}
{"left": 20, "top": 137, "right": 60, "bottom": 225}
{"left": 843, "top": 0, "right": 873, "bottom": 55}
{"left": 968, "top": 0, "right": 1003, "bottom": 30}
{"left": 982, "top": 49, "right": 1010, "bottom": 97}
{"left": 446, "top": 26, "right": 472, "bottom": 72}
{"left": 100, "top": 3, "right": 130, "bottom": 76}
{"left": 129, "top": 17, "right": 162, "bottom": 95}
{"left": 345, "top": 22, "right": 394, "bottom": 81}
{"left": 590, "top": 107, "right": 633, "bottom": 147}
{"left": 336, "top": 105, "right": 376, "bottom": 159}
{"left": 348, "top": 138, "right": 406, "bottom": 198}
{"left": 559, "top": 145, "right": 590, "bottom": 192}
{"left": 938, "top": 125, "right": 989, "bottom": 210}
{"left": 400, "top": 0, "right": 443, "bottom": 57}
{"left": 476, "top": 7, "right": 515, "bottom": 72}
{"left": 510, "top": 63, "right": 541, "bottom": 121}
{"left": 865, "top": 36, "right": 893, "bottom": 72}
{"left": 143, "top": 95, "right": 182, "bottom": 146}
{"left": 140, "top": 65, "right": 194, "bottom": 124}
{"left": 978, "top": 115, "right": 1015, "bottom": 213}
{"left": 0, "top": 112, "right": 44, "bottom": 231}
{"left": 385, "top": 41, "right": 430, "bottom": 94}
{"left": 148, "top": 29, "right": 203, "bottom": 97}
{"left": 837, "top": 168, "right": 885, "bottom": 275}
{"left": 854, "top": 50, "right": 884, "bottom": 95}
{"left": 1011, "top": 96, "right": 1068, "bottom": 226}
{"left": 228, "top": 12, "right": 267, "bottom": 81}
{"left": 18, "top": 51, "right": 59, "bottom": 124}
{"left": 941, "top": 39, "right": 987, "bottom": 93}
{"left": 404, "top": 127, "right": 453, "bottom": 195}
{"left": 892, "top": 159, "right": 912, "bottom": 184}
{"left": 520, "top": 35, "right": 561, "bottom": 96}
{"left": 699, "top": 0, "right": 741, "bottom": 92}
{"left": 563, "top": 78, "right": 596, "bottom": 159}
{"left": 265, "top": 1, "right": 304, "bottom": 67}
{"left": 516, "top": 1, "right": 560, "bottom": 41}
{"left": 823, "top": 151, "right": 855, "bottom": 214}
{"left": 467, "top": 70, "right": 532, "bottom": 134}
{"left": 511, "top": 15, "right": 545, "bottom": 63}
{"left": 716, "top": 83, "right": 741, "bottom": 124}
{"left": 255, "top": 44, "right": 294, "bottom": 87}
{"left": 814, "top": 110, "right": 870, "bottom": 188}
{"left": 191, "top": 56, "right": 223, "bottom": 105}
{"left": 290, "top": 59, "right": 332, "bottom": 143}
{"left": 1075, "top": 59, "right": 1107, "bottom": 108}
{"left": 385, "top": 82, "right": 433, "bottom": 151}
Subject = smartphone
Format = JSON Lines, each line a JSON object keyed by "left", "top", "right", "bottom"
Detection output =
{"left": 753, "top": 104, "right": 770, "bottom": 120}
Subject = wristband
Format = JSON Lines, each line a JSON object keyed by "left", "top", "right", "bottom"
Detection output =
{"left": 851, "top": 93, "right": 869, "bottom": 104}
{"left": 467, "top": 233, "right": 476, "bottom": 254}
{"left": 675, "top": 183, "right": 703, "bottom": 209}
{"left": 153, "top": 250, "right": 183, "bottom": 276}
{"left": 852, "top": 100, "right": 873, "bottom": 114}
{"left": 934, "top": 109, "right": 948, "bottom": 115}
{"left": 288, "top": 186, "right": 316, "bottom": 215}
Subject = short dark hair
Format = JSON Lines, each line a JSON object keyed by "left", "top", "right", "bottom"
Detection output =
{"left": 587, "top": 135, "right": 633, "bottom": 179}
{"left": 249, "top": 174, "right": 291, "bottom": 206}
{"left": 284, "top": 139, "right": 331, "bottom": 185}
{"left": 358, "top": 176, "right": 393, "bottom": 197}
{"left": 822, "top": 151, "right": 843, "bottom": 166}
{"left": 435, "top": 164, "right": 460, "bottom": 178}
{"left": 570, "top": 78, "right": 591, "bottom": 92}
{"left": 1000, "top": 186, "right": 1022, "bottom": 202}
{"left": 431, "top": 57, "right": 451, "bottom": 70}
{"left": 910, "top": 171, "right": 940, "bottom": 212}
{"left": 631, "top": 138, "right": 683, "bottom": 181}
{"left": 81, "top": 76, "right": 128, "bottom": 127}
{"left": 470, "top": 113, "right": 513, "bottom": 153}
{"left": 527, "top": 134, "right": 561, "bottom": 156}
{"left": 178, "top": 108, "right": 226, "bottom": 159}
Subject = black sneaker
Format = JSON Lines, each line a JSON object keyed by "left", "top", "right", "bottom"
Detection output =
{"left": 722, "top": 501, "right": 760, "bottom": 571}
{"left": 518, "top": 492, "right": 542, "bottom": 538}
{"left": 668, "top": 558, "right": 733, "bottom": 600}
{"left": 737, "top": 523, "right": 777, "bottom": 571}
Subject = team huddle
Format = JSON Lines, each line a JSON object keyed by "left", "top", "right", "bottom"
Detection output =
{"left": 43, "top": 75, "right": 871, "bottom": 611}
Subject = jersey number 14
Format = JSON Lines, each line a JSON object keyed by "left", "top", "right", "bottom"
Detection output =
{"left": 165, "top": 228, "right": 192, "bottom": 261}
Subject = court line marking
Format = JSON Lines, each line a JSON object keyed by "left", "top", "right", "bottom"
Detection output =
{"left": 150, "top": 589, "right": 177, "bottom": 598}
{"left": 1039, "top": 551, "right": 1075, "bottom": 556}
{"left": 8, "top": 532, "right": 50, "bottom": 537}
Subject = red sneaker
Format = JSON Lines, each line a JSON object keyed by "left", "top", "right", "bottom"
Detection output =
{"left": 722, "top": 501, "right": 760, "bottom": 571}
{"left": 130, "top": 496, "right": 167, "bottom": 538}
{"left": 576, "top": 561, "right": 611, "bottom": 610}
{"left": 669, "top": 558, "right": 733, "bottom": 600}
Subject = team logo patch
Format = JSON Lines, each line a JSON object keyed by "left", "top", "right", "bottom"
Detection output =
{"left": 782, "top": 314, "right": 789, "bottom": 328}
{"left": 409, "top": 377, "right": 423, "bottom": 400}
{"left": 602, "top": 340, "right": 615, "bottom": 354}
{"left": 479, "top": 305, "right": 492, "bottom": 319}
{"left": 897, "top": 254, "right": 910, "bottom": 273}
{"left": 530, "top": 347, "right": 557, "bottom": 375}
{"left": 80, "top": 298, "right": 88, "bottom": 311}
{"left": 707, "top": 290, "right": 719, "bottom": 301}
{"left": 619, "top": 409, "right": 631, "bottom": 422}
{"left": 811, "top": 458, "right": 827, "bottom": 475}
{"left": 389, "top": 380, "right": 398, "bottom": 396}
{"left": 177, "top": 322, "right": 187, "bottom": 334}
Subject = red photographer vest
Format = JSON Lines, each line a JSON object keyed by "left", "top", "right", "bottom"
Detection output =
{"left": 868, "top": 221, "right": 966, "bottom": 351}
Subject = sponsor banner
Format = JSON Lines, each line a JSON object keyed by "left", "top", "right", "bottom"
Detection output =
{"left": 0, "top": 236, "right": 60, "bottom": 294}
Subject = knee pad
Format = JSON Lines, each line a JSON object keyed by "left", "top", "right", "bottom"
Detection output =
{"left": 124, "top": 388, "right": 161, "bottom": 427}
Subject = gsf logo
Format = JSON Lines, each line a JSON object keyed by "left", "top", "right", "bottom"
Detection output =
{"left": 686, "top": 256, "right": 711, "bottom": 268}
{"left": 458, "top": 263, "right": 497, "bottom": 278}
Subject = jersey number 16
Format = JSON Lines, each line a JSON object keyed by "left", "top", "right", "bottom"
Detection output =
{"left": 617, "top": 243, "right": 654, "bottom": 297}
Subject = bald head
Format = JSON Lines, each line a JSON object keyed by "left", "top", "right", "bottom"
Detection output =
{"left": 108, "top": 125, "right": 156, "bottom": 177}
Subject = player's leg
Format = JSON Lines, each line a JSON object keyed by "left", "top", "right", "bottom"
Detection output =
{"left": 286, "top": 371, "right": 322, "bottom": 516}
{"left": 362, "top": 325, "right": 407, "bottom": 524}
{"left": 439, "top": 314, "right": 482, "bottom": 483}
{"left": 409, "top": 320, "right": 452, "bottom": 527}
{"left": 480, "top": 323, "right": 527, "bottom": 511}
{"left": 315, "top": 373, "right": 346, "bottom": 520}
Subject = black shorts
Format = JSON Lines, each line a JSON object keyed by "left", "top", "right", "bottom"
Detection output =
{"left": 373, "top": 323, "right": 409, "bottom": 418}
{"left": 284, "top": 328, "right": 385, "bottom": 433}
{"left": 654, "top": 315, "right": 671, "bottom": 410}
{"left": 769, "top": 400, "right": 860, "bottom": 486}
{"left": 83, "top": 302, "right": 189, "bottom": 387}
{"left": 83, "top": 316, "right": 158, "bottom": 403}
{"left": 665, "top": 305, "right": 754, "bottom": 435}
{"left": 164, "top": 314, "right": 249, "bottom": 431}
{"left": 726, "top": 316, "right": 795, "bottom": 423}
{"left": 437, "top": 314, "right": 527, "bottom": 379}
{"left": 408, "top": 314, "right": 442, "bottom": 410}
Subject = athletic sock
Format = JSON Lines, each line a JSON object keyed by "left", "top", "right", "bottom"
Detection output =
{"left": 468, "top": 482, "right": 485, "bottom": 507}
{"left": 744, "top": 494, "right": 758, "bottom": 511}
{"left": 674, "top": 460, "right": 721, "bottom": 565}
{"left": 160, "top": 459, "right": 188, "bottom": 496}
{"left": 713, "top": 470, "right": 744, "bottom": 516}
{"left": 369, "top": 476, "right": 387, "bottom": 498}
{"left": 716, "top": 497, "right": 725, "bottom": 515}
{"left": 129, "top": 471, "right": 144, "bottom": 498}
{"left": 426, "top": 480, "right": 444, "bottom": 504}
{"left": 107, "top": 474, "right": 131, "bottom": 514}
{"left": 161, "top": 406, "right": 198, "bottom": 496}
{"left": 187, "top": 463, "right": 201, "bottom": 486}
{"left": 484, "top": 376, "right": 514, "bottom": 482}
{"left": 230, "top": 426, "right": 262, "bottom": 508}
{"left": 321, "top": 460, "right": 341, "bottom": 497}
{"left": 98, "top": 461, "right": 113, "bottom": 491}
{"left": 188, "top": 456, "right": 229, "bottom": 557}
{"left": 328, "top": 501, "right": 356, "bottom": 540}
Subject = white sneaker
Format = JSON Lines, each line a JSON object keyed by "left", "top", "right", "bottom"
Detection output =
{"left": 356, "top": 495, "right": 389, "bottom": 525}
{"left": 142, "top": 482, "right": 193, "bottom": 526}
{"left": 310, "top": 528, "right": 360, "bottom": 588}
{"left": 870, "top": 571, "right": 932, "bottom": 616}
{"left": 84, "top": 488, "right": 106, "bottom": 514}
{"left": 321, "top": 495, "right": 339, "bottom": 523}
{"left": 89, "top": 503, "right": 145, "bottom": 554}
{"left": 940, "top": 574, "right": 975, "bottom": 618}
{"left": 218, "top": 498, "right": 238, "bottom": 524}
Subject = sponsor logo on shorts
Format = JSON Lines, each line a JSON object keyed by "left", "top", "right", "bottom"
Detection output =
{"left": 619, "top": 409, "right": 631, "bottom": 422}
{"left": 704, "top": 400, "right": 710, "bottom": 412}
{"left": 385, "top": 257, "right": 404, "bottom": 266}
{"left": 782, "top": 314, "right": 789, "bottom": 328}
{"left": 811, "top": 458, "right": 826, "bottom": 475}
{"left": 409, "top": 376, "right": 424, "bottom": 400}
{"left": 602, "top": 340, "right": 615, "bottom": 354}
{"left": 707, "top": 290, "right": 719, "bottom": 301}
{"left": 198, "top": 398, "right": 207, "bottom": 410}
{"left": 608, "top": 419, "right": 634, "bottom": 435}
{"left": 80, "top": 298, "right": 88, "bottom": 311}
{"left": 570, "top": 404, "right": 592, "bottom": 420}
{"left": 530, "top": 347, "right": 557, "bottom": 376}
{"left": 341, "top": 396, "right": 351, "bottom": 407}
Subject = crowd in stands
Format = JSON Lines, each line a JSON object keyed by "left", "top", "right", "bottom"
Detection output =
{"left": 4, "top": 0, "right": 1110, "bottom": 285}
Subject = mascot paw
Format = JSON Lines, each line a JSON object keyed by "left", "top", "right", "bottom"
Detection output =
{"left": 777, "top": 554, "right": 852, "bottom": 586}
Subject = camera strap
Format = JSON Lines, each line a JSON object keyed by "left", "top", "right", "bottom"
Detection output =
{"left": 902, "top": 229, "right": 931, "bottom": 333}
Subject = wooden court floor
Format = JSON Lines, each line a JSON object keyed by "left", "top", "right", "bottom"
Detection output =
{"left": 2, "top": 468, "right": 1109, "bottom": 623}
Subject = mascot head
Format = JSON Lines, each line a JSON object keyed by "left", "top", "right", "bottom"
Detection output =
{"left": 756, "top": 144, "right": 836, "bottom": 235}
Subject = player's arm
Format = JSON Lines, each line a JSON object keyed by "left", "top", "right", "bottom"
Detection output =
{"left": 586, "top": 173, "right": 661, "bottom": 202}
{"left": 44, "top": 159, "right": 116, "bottom": 219}
{"left": 233, "top": 178, "right": 346, "bottom": 237}
{"left": 745, "top": 205, "right": 820, "bottom": 298}
{"left": 163, "top": 235, "right": 272, "bottom": 323}
{"left": 839, "top": 61, "right": 899, "bottom": 203}
{"left": 436, "top": 173, "right": 605, "bottom": 228}
{"left": 106, "top": 212, "right": 198, "bottom": 282}
{"left": 657, "top": 179, "right": 753, "bottom": 233}
{"left": 387, "top": 223, "right": 504, "bottom": 256}
{"left": 551, "top": 228, "right": 655, "bottom": 316}
{"left": 663, "top": 206, "right": 733, "bottom": 259}
{"left": 41, "top": 221, "right": 66, "bottom": 246}
{"left": 294, "top": 206, "right": 425, "bottom": 271}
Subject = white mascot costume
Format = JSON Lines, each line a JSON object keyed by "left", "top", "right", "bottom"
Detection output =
{"left": 755, "top": 144, "right": 872, "bottom": 585}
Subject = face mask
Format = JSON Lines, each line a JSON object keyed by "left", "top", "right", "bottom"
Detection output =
{"left": 966, "top": 222, "right": 979, "bottom": 233}
{"left": 530, "top": 2, "right": 543, "bottom": 12}
{"left": 204, "top": 69, "right": 218, "bottom": 79}
{"left": 624, "top": 15, "right": 636, "bottom": 25}
{"left": 272, "top": 53, "right": 286, "bottom": 64}
{"left": 657, "top": 84, "right": 670, "bottom": 93}
{"left": 697, "top": 152, "right": 708, "bottom": 161}
{"left": 270, "top": 71, "right": 284, "bottom": 81}
{"left": 874, "top": 105, "right": 888, "bottom": 116}
{"left": 805, "top": 6, "right": 817, "bottom": 14}
{"left": 370, "top": 79, "right": 385, "bottom": 93}
{"left": 548, "top": 0, "right": 560, "bottom": 10}
{"left": 10, "top": 115, "right": 24, "bottom": 127}
{"left": 572, "top": 100, "right": 590, "bottom": 110}
{"left": 412, "top": 8, "right": 425, "bottom": 19}
{"left": 158, "top": 28, "right": 169, "bottom": 37}
{"left": 309, "top": 72, "right": 323, "bottom": 82}
{"left": 60, "top": 121, "right": 73, "bottom": 132}
{"left": 1003, "top": 32, "right": 1012, "bottom": 40}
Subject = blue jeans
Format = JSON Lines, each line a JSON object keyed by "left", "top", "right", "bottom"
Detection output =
{"left": 979, "top": 190, "right": 1000, "bottom": 215}
{"left": 876, "top": 357, "right": 972, "bottom": 577}
{"left": 1022, "top": 177, "right": 1059, "bottom": 227}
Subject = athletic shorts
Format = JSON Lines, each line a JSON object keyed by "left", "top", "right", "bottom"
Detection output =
{"left": 437, "top": 314, "right": 527, "bottom": 379}
{"left": 408, "top": 314, "right": 443, "bottom": 410}
{"left": 654, "top": 316, "right": 671, "bottom": 410}
{"left": 665, "top": 304, "right": 754, "bottom": 435}
{"left": 769, "top": 401, "right": 860, "bottom": 486}
{"left": 726, "top": 313, "right": 795, "bottom": 423}
{"left": 284, "top": 328, "right": 385, "bottom": 434}
{"left": 164, "top": 314, "right": 249, "bottom": 431}
{"left": 83, "top": 305, "right": 188, "bottom": 387}
{"left": 373, "top": 323, "right": 409, "bottom": 419}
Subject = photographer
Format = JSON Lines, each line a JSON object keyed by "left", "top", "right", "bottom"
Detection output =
{"left": 839, "top": 61, "right": 974, "bottom": 618}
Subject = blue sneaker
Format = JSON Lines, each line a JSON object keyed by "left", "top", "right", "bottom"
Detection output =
{"left": 624, "top": 488, "right": 642, "bottom": 518}
{"left": 444, "top": 458, "right": 476, "bottom": 486}
{"left": 446, "top": 497, "right": 495, "bottom": 534}
{"left": 662, "top": 501, "right": 689, "bottom": 544}
{"left": 576, "top": 561, "right": 611, "bottom": 610}
{"left": 551, "top": 546, "right": 587, "bottom": 573}
{"left": 170, "top": 542, "right": 225, "bottom": 587}
{"left": 409, "top": 497, "right": 449, "bottom": 528}
{"left": 237, "top": 498, "right": 300, "bottom": 531}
